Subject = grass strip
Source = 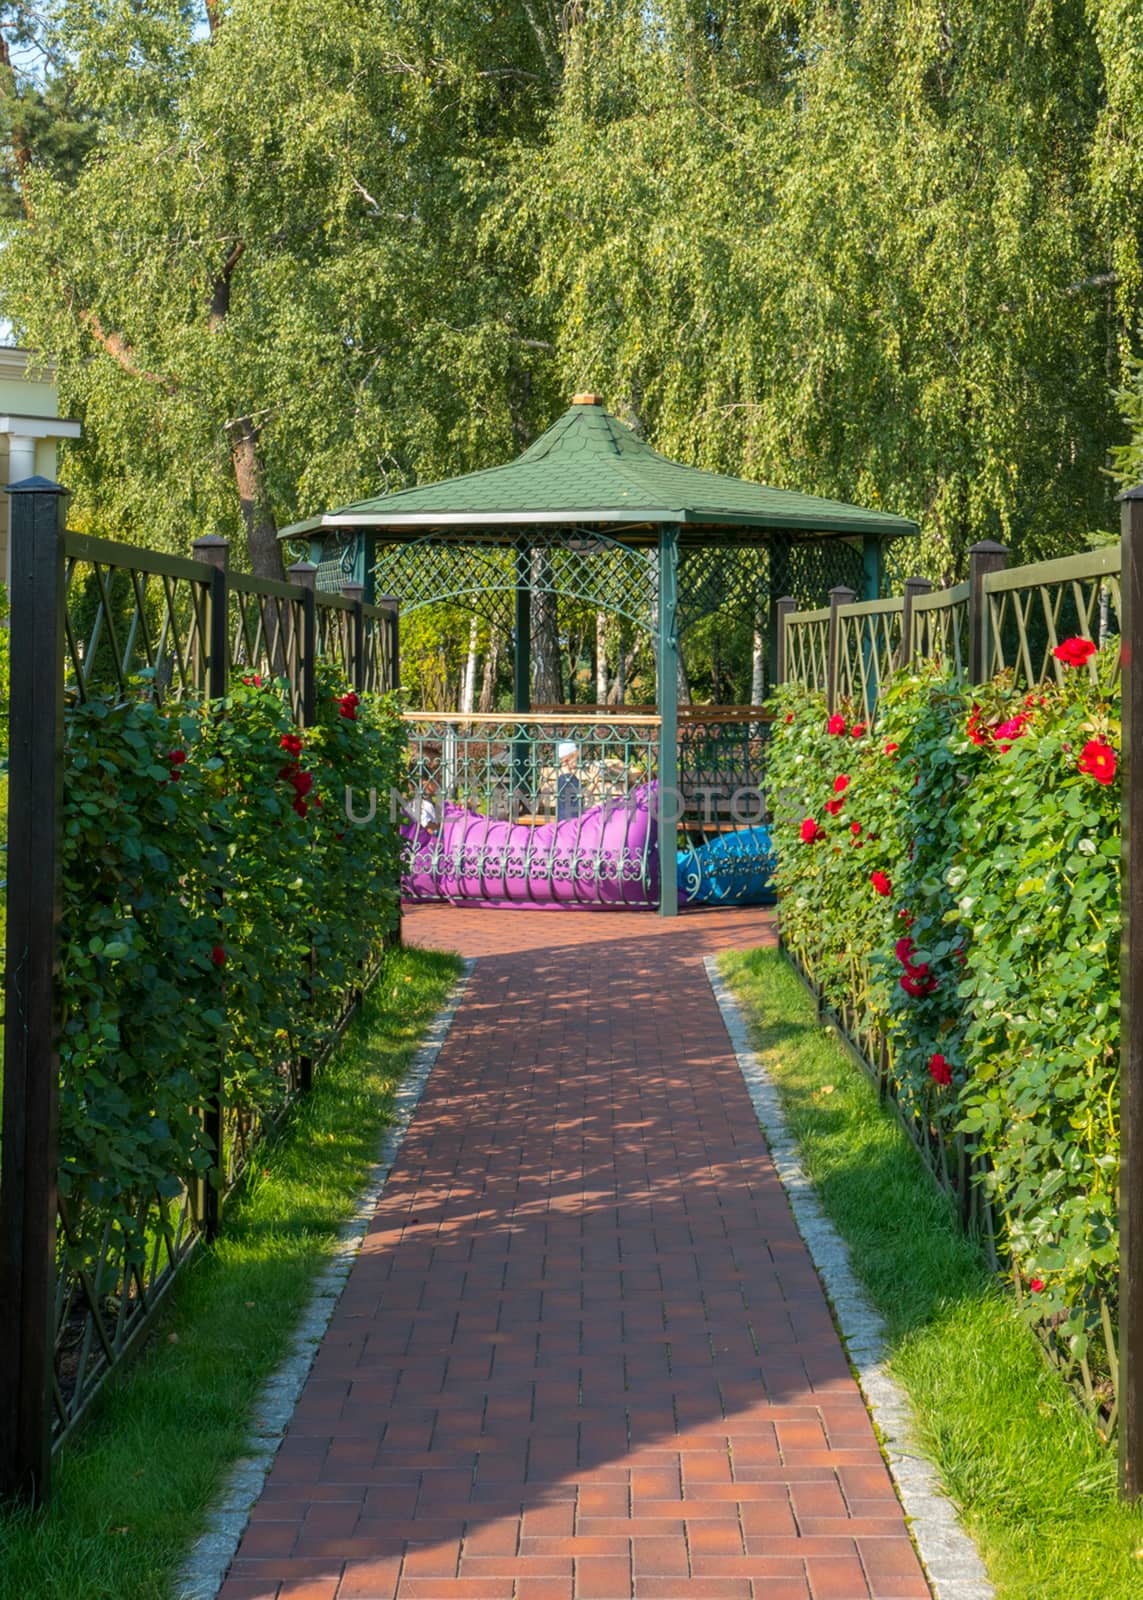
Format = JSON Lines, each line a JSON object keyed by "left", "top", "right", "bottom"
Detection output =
{"left": 0, "top": 941, "right": 461, "bottom": 1600}
{"left": 720, "top": 945, "right": 1143, "bottom": 1600}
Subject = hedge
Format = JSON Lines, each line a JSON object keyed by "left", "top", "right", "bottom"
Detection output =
{"left": 767, "top": 645, "right": 1120, "bottom": 1413}
{"left": 58, "top": 667, "right": 407, "bottom": 1258}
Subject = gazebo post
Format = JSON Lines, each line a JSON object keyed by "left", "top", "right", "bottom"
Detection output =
{"left": 862, "top": 534, "right": 883, "bottom": 601}
{"left": 513, "top": 543, "right": 531, "bottom": 713}
{"left": 513, "top": 542, "right": 531, "bottom": 804}
{"left": 658, "top": 525, "right": 680, "bottom": 917}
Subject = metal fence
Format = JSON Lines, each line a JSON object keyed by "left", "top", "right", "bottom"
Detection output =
{"left": 778, "top": 520, "right": 1143, "bottom": 1499}
{"left": 0, "top": 483, "right": 399, "bottom": 1502}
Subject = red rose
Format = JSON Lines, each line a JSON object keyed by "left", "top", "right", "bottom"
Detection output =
{"left": 784, "top": 712, "right": 794, "bottom": 724}
{"left": 899, "top": 909, "right": 915, "bottom": 928}
{"left": 800, "top": 818, "right": 822, "bottom": 843}
{"left": 900, "top": 972, "right": 937, "bottom": 998}
{"left": 833, "top": 774, "right": 849, "bottom": 794}
{"left": 1052, "top": 637, "right": 1096, "bottom": 668}
{"left": 338, "top": 691, "right": 360, "bottom": 720}
{"left": 851, "top": 822, "right": 862, "bottom": 836}
{"left": 928, "top": 1052, "right": 952, "bottom": 1086}
{"left": 291, "top": 770, "right": 313, "bottom": 798}
{"left": 210, "top": 945, "right": 226, "bottom": 967}
{"left": 870, "top": 871, "right": 891, "bottom": 896}
{"left": 895, "top": 936, "right": 915, "bottom": 965}
{"left": 994, "top": 713, "right": 1029, "bottom": 752}
{"left": 293, "top": 797, "right": 309, "bottom": 819}
{"left": 827, "top": 714, "right": 846, "bottom": 735}
{"left": 851, "top": 723, "right": 867, "bottom": 738}
{"left": 169, "top": 749, "right": 187, "bottom": 765}
{"left": 1029, "top": 1278, "right": 1045, "bottom": 1294}
{"left": 280, "top": 733, "right": 303, "bottom": 757}
{"left": 884, "top": 742, "right": 899, "bottom": 756}
{"left": 1077, "top": 739, "right": 1116, "bottom": 785}
{"left": 825, "top": 797, "right": 844, "bottom": 816}
{"left": 966, "top": 705, "right": 989, "bottom": 747}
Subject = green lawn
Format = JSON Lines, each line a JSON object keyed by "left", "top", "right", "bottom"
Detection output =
{"left": 0, "top": 942, "right": 461, "bottom": 1600}
{"left": 721, "top": 946, "right": 1143, "bottom": 1600}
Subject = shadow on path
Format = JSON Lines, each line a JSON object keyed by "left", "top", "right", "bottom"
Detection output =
{"left": 218, "top": 907, "right": 929, "bottom": 1600}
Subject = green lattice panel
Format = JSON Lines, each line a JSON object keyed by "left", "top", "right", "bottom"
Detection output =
{"left": 835, "top": 602, "right": 904, "bottom": 721}
{"left": 985, "top": 550, "right": 1121, "bottom": 689}
{"left": 372, "top": 530, "right": 659, "bottom": 635}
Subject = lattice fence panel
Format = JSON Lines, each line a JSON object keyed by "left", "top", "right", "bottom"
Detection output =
{"left": 912, "top": 588, "right": 970, "bottom": 680}
{"left": 64, "top": 535, "right": 211, "bottom": 705}
{"left": 835, "top": 604, "right": 904, "bottom": 720}
{"left": 986, "top": 557, "right": 1121, "bottom": 690}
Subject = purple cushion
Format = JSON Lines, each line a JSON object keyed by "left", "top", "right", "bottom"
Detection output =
{"left": 402, "top": 784, "right": 659, "bottom": 908}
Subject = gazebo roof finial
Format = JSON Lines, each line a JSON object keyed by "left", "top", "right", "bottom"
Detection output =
{"left": 571, "top": 391, "right": 605, "bottom": 406}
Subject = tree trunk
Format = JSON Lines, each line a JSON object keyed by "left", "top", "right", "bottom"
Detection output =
{"left": 479, "top": 628, "right": 500, "bottom": 712}
{"left": 228, "top": 415, "right": 282, "bottom": 579}
{"left": 677, "top": 643, "right": 691, "bottom": 707}
{"left": 595, "top": 611, "right": 607, "bottom": 703}
{"left": 461, "top": 613, "right": 479, "bottom": 713}
{"left": 751, "top": 603, "right": 766, "bottom": 705}
{"left": 530, "top": 553, "right": 562, "bottom": 704}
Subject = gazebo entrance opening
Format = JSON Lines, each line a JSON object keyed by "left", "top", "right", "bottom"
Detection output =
{"left": 282, "top": 396, "right": 917, "bottom": 914}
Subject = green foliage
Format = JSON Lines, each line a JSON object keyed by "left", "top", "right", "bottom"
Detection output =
{"left": 766, "top": 646, "right": 1121, "bottom": 1373}
{"left": 499, "top": 0, "right": 1139, "bottom": 578}
{"left": 59, "top": 673, "right": 405, "bottom": 1256}
{"left": 0, "top": 0, "right": 561, "bottom": 563}
{"left": 2, "top": 2, "right": 1141, "bottom": 591}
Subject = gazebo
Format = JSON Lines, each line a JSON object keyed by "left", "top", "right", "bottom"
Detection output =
{"left": 282, "top": 395, "right": 917, "bottom": 914}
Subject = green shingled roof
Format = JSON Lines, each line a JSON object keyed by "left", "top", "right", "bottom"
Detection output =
{"left": 279, "top": 400, "right": 918, "bottom": 539}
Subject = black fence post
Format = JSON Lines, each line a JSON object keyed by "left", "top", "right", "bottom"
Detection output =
{"left": 1119, "top": 483, "right": 1143, "bottom": 1500}
{"left": 968, "top": 541, "right": 1009, "bottom": 684}
{"left": 899, "top": 576, "right": 932, "bottom": 669}
{"left": 288, "top": 561, "right": 317, "bottom": 728}
{"left": 826, "top": 585, "right": 856, "bottom": 713}
{"left": 343, "top": 581, "right": 366, "bottom": 693}
{"left": 377, "top": 594, "right": 399, "bottom": 695}
{"left": 0, "top": 477, "right": 68, "bottom": 1504}
{"left": 286, "top": 561, "right": 317, "bottom": 1093}
{"left": 191, "top": 536, "right": 229, "bottom": 1241}
{"left": 774, "top": 596, "right": 796, "bottom": 688}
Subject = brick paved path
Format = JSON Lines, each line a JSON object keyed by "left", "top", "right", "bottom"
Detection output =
{"left": 220, "top": 906, "right": 929, "bottom": 1600}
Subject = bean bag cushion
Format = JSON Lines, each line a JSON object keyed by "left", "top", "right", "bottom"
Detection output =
{"left": 402, "top": 784, "right": 659, "bottom": 908}
{"left": 677, "top": 824, "right": 777, "bottom": 907}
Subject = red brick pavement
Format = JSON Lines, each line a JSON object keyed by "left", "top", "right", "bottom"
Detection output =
{"left": 219, "top": 906, "right": 930, "bottom": 1600}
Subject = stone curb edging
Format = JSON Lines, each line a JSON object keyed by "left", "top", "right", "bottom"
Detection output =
{"left": 176, "top": 958, "right": 475, "bottom": 1600}
{"left": 704, "top": 955, "right": 994, "bottom": 1600}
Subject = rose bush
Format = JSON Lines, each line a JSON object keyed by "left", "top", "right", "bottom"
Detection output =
{"left": 59, "top": 672, "right": 405, "bottom": 1256}
{"left": 767, "top": 643, "right": 1120, "bottom": 1385}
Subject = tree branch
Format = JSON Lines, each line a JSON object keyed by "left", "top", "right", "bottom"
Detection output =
{"left": 78, "top": 309, "right": 176, "bottom": 390}
{"left": 208, "top": 237, "right": 245, "bottom": 329}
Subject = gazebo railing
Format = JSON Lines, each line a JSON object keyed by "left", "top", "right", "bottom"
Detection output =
{"left": 401, "top": 712, "right": 662, "bottom": 908}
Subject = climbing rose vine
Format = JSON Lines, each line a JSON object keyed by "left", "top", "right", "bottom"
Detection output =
{"left": 59, "top": 668, "right": 406, "bottom": 1258}
{"left": 767, "top": 645, "right": 1120, "bottom": 1378}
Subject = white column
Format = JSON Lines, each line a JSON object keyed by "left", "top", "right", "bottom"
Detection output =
{"left": 7, "top": 435, "right": 36, "bottom": 485}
